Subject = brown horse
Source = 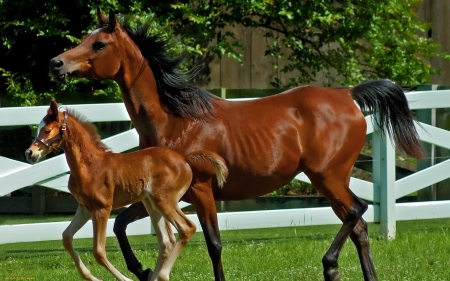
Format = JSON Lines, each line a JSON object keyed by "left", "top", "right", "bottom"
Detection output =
{"left": 49, "top": 8, "right": 425, "bottom": 281}
{"left": 25, "top": 100, "right": 228, "bottom": 281}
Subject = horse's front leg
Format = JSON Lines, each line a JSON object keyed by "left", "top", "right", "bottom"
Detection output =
{"left": 113, "top": 201, "right": 153, "bottom": 281}
{"left": 92, "top": 207, "right": 134, "bottom": 281}
{"left": 187, "top": 185, "right": 225, "bottom": 281}
{"left": 62, "top": 204, "right": 99, "bottom": 281}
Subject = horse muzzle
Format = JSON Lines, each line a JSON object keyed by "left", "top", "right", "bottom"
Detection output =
{"left": 25, "top": 148, "right": 42, "bottom": 164}
{"left": 49, "top": 57, "right": 69, "bottom": 82}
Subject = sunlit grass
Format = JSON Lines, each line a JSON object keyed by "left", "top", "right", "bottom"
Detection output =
{"left": 1, "top": 219, "right": 450, "bottom": 280}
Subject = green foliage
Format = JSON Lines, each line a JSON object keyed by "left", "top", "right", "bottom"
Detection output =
{"left": 0, "top": 1, "right": 193, "bottom": 106}
{"left": 170, "top": 0, "right": 450, "bottom": 87}
{"left": 268, "top": 179, "right": 317, "bottom": 196}
{"left": 0, "top": 0, "right": 448, "bottom": 106}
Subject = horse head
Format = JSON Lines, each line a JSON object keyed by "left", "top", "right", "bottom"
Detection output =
{"left": 49, "top": 8, "right": 134, "bottom": 82}
{"left": 25, "top": 100, "right": 66, "bottom": 163}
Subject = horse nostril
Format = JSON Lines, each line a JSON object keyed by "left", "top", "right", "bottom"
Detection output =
{"left": 25, "top": 149, "right": 32, "bottom": 157}
{"left": 50, "top": 58, "right": 64, "bottom": 70}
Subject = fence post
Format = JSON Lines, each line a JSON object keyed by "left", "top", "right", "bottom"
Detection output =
{"left": 32, "top": 185, "right": 46, "bottom": 215}
{"left": 221, "top": 87, "right": 227, "bottom": 99}
{"left": 372, "top": 115, "right": 396, "bottom": 239}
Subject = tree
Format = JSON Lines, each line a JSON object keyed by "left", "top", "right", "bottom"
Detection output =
{"left": 0, "top": 0, "right": 448, "bottom": 106}
{"left": 169, "top": 0, "right": 450, "bottom": 87}
{"left": 0, "top": 0, "right": 178, "bottom": 105}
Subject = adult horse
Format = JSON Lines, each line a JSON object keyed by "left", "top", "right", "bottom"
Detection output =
{"left": 49, "top": 8, "right": 424, "bottom": 281}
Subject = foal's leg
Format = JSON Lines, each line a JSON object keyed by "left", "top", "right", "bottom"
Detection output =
{"left": 91, "top": 208, "right": 133, "bottom": 281}
{"left": 113, "top": 202, "right": 152, "bottom": 281}
{"left": 62, "top": 204, "right": 98, "bottom": 281}
{"left": 309, "top": 173, "right": 377, "bottom": 281}
{"left": 186, "top": 184, "right": 225, "bottom": 281}
{"left": 141, "top": 198, "right": 176, "bottom": 281}
{"left": 146, "top": 197, "right": 197, "bottom": 281}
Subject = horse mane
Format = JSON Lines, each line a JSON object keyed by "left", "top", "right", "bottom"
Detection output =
{"left": 118, "top": 19, "right": 218, "bottom": 120}
{"left": 66, "top": 108, "right": 111, "bottom": 152}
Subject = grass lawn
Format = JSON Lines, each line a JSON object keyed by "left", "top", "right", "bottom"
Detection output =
{"left": 1, "top": 218, "right": 450, "bottom": 280}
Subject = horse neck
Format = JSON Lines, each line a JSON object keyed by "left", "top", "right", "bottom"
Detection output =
{"left": 114, "top": 54, "right": 183, "bottom": 145}
{"left": 61, "top": 116, "right": 104, "bottom": 175}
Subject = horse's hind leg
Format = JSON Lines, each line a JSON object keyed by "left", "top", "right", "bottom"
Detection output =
{"left": 62, "top": 204, "right": 98, "bottom": 281}
{"left": 309, "top": 174, "right": 377, "bottom": 281}
{"left": 141, "top": 198, "right": 176, "bottom": 281}
{"left": 350, "top": 219, "right": 378, "bottom": 280}
{"left": 146, "top": 197, "right": 197, "bottom": 281}
{"left": 92, "top": 208, "right": 133, "bottom": 281}
{"left": 113, "top": 202, "right": 153, "bottom": 281}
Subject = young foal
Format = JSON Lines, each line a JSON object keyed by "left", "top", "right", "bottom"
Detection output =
{"left": 25, "top": 100, "right": 228, "bottom": 281}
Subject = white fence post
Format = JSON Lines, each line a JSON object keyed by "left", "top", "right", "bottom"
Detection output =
{"left": 372, "top": 115, "right": 396, "bottom": 239}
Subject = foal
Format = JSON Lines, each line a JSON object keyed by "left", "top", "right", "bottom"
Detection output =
{"left": 25, "top": 100, "right": 228, "bottom": 281}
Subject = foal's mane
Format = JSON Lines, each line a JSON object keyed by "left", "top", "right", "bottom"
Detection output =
{"left": 66, "top": 109, "right": 111, "bottom": 152}
{"left": 114, "top": 18, "right": 218, "bottom": 120}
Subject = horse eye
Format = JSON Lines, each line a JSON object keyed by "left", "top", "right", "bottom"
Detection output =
{"left": 93, "top": 42, "right": 106, "bottom": 51}
{"left": 45, "top": 129, "right": 51, "bottom": 134}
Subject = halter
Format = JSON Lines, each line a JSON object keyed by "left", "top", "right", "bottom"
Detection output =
{"left": 35, "top": 111, "right": 68, "bottom": 153}
{"left": 129, "top": 54, "right": 146, "bottom": 88}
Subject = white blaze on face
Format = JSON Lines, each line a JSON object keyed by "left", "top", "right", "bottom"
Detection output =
{"left": 91, "top": 28, "right": 102, "bottom": 35}
{"left": 36, "top": 119, "right": 45, "bottom": 139}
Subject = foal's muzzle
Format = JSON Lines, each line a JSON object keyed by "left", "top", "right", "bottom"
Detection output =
{"left": 25, "top": 148, "right": 40, "bottom": 164}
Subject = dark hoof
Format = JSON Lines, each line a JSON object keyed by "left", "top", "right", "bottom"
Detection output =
{"left": 324, "top": 271, "right": 341, "bottom": 281}
{"left": 138, "top": 268, "right": 153, "bottom": 281}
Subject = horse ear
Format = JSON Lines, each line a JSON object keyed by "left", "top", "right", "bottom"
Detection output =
{"left": 108, "top": 8, "right": 117, "bottom": 32}
{"left": 97, "top": 7, "right": 108, "bottom": 26}
{"left": 48, "top": 100, "right": 59, "bottom": 121}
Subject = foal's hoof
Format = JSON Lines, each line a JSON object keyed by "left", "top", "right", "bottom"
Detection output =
{"left": 138, "top": 268, "right": 153, "bottom": 281}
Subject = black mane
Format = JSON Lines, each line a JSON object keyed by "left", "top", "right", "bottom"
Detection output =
{"left": 119, "top": 20, "right": 218, "bottom": 120}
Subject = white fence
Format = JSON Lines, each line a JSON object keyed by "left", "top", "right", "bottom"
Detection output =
{"left": 1, "top": 91, "right": 450, "bottom": 244}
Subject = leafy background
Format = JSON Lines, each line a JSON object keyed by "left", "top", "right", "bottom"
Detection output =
{"left": 0, "top": 0, "right": 449, "bottom": 106}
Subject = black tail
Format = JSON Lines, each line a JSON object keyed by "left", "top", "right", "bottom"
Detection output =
{"left": 351, "top": 80, "right": 425, "bottom": 159}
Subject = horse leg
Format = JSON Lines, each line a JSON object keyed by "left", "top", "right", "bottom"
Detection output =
{"left": 350, "top": 219, "right": 378, "bottom": 281}
{"left": 113, "top": 201, "right": 153, "bottom": 281}
{"left": 186, "top": 185, "right": 225, "bottom": 281}
{"left": 141, "top": 198, "right": 176, "bottom": 281}
{"left": 309, "top": 174, "right": 376, "bottom": 281}
{"left": 62, "top": 204, "right": 98, "bottom": 281}
{"left": 92, "top": 207, "right": 134, "bottom": 281}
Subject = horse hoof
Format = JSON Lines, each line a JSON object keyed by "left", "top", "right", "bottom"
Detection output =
{"left": 138, "top": 268, "right": 153, "bottom": 281}
{"left": 324, "top": 271, "right": 341, "bottom": 281}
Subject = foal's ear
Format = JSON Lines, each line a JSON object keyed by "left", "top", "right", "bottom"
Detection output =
{"left": 48, "top": 100, "right": 59, "bottom": 121}
{"left": 97, "top": 7, "right": 108, "bottom": 27}
{"left": 107, "top": 8, "right": 117, "bottom": 32}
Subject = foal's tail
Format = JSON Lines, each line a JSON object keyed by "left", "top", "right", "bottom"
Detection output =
{"left": 186, "top": 151, "right": 228, "bottom": 188}
{"left": 351, "top": 79, "right": 425, "bottom": 159}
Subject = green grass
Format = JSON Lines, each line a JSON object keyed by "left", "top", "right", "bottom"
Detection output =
{"left": 1, "top": 219, "right": 450, "bottom": 280}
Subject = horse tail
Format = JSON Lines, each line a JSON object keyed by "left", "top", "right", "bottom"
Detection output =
{"left": 351, "top": 79, "right": 425, "bottom": 159}
{"left": 186, "top": 151, "right": 228, "bottom": 188}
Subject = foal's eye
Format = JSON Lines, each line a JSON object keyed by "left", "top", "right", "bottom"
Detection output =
{"left": 93, "top": 42, "right": 106, "bottom": 51}
{"left": 45, "top": 129, "right": 51, "bottom": 134}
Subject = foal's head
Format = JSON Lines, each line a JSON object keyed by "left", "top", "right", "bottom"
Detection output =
{"left": 25, "top": 100, "right": 111, "bottom": 164}
{"left": 49, "top": 8, "right": 132, "bottom": 82}
{"left": 25, "top": 100, "right": 67, "bottom": 164}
